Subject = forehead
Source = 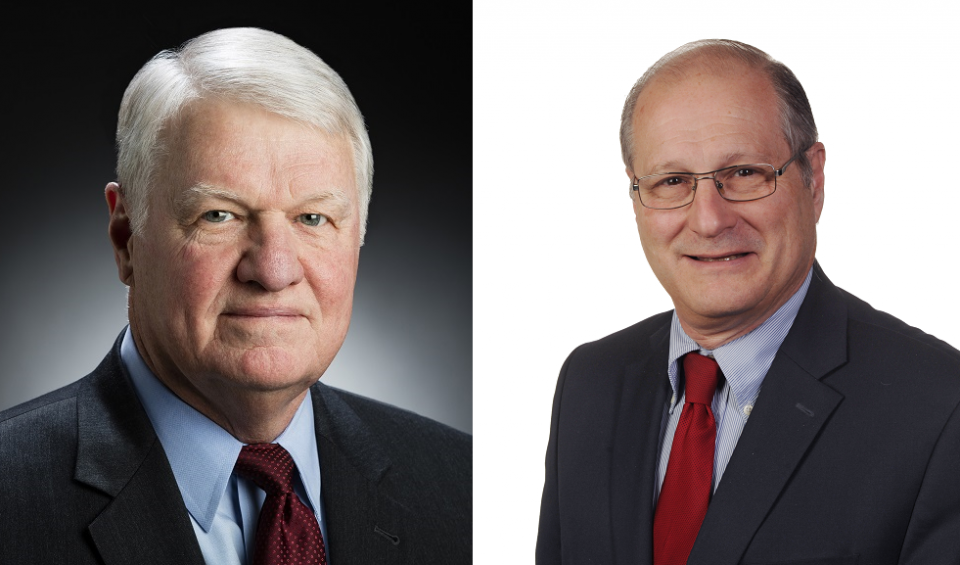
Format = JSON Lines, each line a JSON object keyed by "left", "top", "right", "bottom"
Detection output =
{"left": 159, "top": 100, "right": 357, "bottom": 202}
{"left": 630, "top": 60, "right": 785, "bottom": 172}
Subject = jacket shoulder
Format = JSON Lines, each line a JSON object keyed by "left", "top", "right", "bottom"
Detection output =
{"left": 565, "top": 310, "right": 673, "bottom": 368}
{"left": 312, "top": 383, "right": 471, "bottom": 501}
{"left": 319, "top": 384, "right": 471, "bottom": 460}
{"left": 0, "top": 379, "right": 82, "bottom": 425}
{"left": 838, "top": 286, "right": 960, "bottom": 363}
{"left": 0, "top": 379, "right": 84, "bottom": 464}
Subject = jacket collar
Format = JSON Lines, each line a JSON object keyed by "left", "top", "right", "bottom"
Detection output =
{"left": 75, "top": 335, "right": 206, "bottom": 564}
{"left": 610, "top": 320, "right": 673, "bottom": 565}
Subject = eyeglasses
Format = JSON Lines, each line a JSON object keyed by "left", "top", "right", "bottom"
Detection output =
{"left": 630, "top": 154, "right": 801, "bottom": 210}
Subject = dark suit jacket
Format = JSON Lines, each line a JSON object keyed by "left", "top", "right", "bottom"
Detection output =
{"left": 0, "top": 337, "right": 471, "bottom": 564}
{"left": 537, "top": 263, "right": 960, "bottom": 564}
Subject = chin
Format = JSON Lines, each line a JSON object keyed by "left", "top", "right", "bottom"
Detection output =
{"left": 681, "top": 289, "right": 760, "bottom": 321}
{"left": 227, "top": 346, "right": 321, "bottom": 392}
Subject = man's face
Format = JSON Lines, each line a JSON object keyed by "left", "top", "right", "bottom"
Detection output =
{"left": 628, "top": 61, "right": 824, "bottom": 339}
{"left": 121, "top": 100, "right": 360, "bottom": 402}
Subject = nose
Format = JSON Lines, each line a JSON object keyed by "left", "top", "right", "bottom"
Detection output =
{"left": 236, "top": 218, "right": 305, "bottom": 292}
{"left": 686, "top": 176, "right": 738, "bottom": 237}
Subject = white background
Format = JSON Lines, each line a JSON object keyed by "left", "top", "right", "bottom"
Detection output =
{"left": 474, "top": 0, "right": 960, "bottom": 559}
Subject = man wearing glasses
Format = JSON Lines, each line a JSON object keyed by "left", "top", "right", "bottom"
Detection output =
{"left": 536, "top": 39, "right": 960, "bottom": 564}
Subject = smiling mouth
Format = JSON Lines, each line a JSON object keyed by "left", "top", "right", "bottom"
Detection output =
{"left": 691, "top": 253, "right": 749, "bottom": 262}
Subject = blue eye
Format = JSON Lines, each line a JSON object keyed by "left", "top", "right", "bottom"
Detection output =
{"left": 202, "top": 210, "right": 234, "bottom": 223}
{"left": 299, "top": 213, "right": 327, "bottom": 227}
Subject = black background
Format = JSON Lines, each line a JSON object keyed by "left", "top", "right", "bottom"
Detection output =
{"left": 0, "top": 5, "right": 472, "bottom": 431}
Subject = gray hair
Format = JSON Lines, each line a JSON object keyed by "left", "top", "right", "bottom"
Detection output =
{"left": 619, "top": 39, "right": 818, "bottom": 187}
{"left": 116, "top": 27, "right": 374, "bottom": 240}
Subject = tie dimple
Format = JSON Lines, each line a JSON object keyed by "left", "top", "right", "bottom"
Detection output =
{"left": 683, "top": 351, "right": 721, "bottom": 405}
{"left": 235, "top": 443, "right": 327, "bottom": 565}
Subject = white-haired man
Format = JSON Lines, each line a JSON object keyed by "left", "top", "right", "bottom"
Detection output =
{"left": 0, "top": 28, "right": 470, "bottom": 565}
{"left": 536, "top": 39, "right": 960, "bottom": 564}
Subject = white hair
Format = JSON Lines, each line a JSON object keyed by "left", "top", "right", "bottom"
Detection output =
{"left": 116, "top": 27, "right": 374, "bottom": 240}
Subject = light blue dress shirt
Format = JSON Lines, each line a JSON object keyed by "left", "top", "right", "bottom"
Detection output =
{"left": 121, "top": 329, "right": 330, "bottom": 565}
{"left": 655, "top": 267, "right": 813, "bottom": 502}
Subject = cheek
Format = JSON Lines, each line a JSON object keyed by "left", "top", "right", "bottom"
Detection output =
{"left": 762, "top": 194, "right": 813, "bottom": 251}
{"left": 307, "top": 248, "right": 359, "bottom": 313}
{"left": 638, "top": 212, "right": 680, "bottom": 257}
{"left": 631, "top": 197, "right": 644, "bottom": 224}
{"left": 171, "top": 244, "right": 240, "bottom": 320}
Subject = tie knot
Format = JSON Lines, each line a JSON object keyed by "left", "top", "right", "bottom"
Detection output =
{"left": 682, "top": 352, "right": 721, "bottom": 405}
{"left": 235, "top": 443, "right": 296, "bottom": 496}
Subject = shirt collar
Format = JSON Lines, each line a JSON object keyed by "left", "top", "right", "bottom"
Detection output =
{"left": 667, "top": 267, "right": 813, "bottom": 412}
{"left": 121, "top": 328, "right": 323, "bottom": 532}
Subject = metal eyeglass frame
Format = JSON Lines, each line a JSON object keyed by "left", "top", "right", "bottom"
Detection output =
{"left": 630, "top": 153, "right": 801, "bottom": 210}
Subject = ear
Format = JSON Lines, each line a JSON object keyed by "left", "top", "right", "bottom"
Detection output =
{"left": 105, "top": 182, "right": 135, "bottom": 286}
{"left": 806, "top": 142, "right": 826, "bottom": 222}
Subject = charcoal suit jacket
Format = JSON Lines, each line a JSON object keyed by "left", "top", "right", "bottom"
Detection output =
{"left": 536, "top": 263, "right": 960, "bottom": 564}
{"left": 0, "top": 337, "right": 471, "bottom": 564}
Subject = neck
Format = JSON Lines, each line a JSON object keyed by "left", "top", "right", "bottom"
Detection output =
{"left": 676, "top": 313, "right": 767, "bottom": 350}
{"left": 168, "top": 381, "right": 309, "bottom": 444}
{"left": 129, "top": 330, "right": 310, "bottom": 444}
{"left": 676, "top": 274, "right": 810, "bottom": 351}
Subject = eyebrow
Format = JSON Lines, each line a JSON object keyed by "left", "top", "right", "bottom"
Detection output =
{"left": 174, "top": 183, "right": 351, "bottom": 215}
{"left": 648, "top": 152, "right": 756, "bottom": 175}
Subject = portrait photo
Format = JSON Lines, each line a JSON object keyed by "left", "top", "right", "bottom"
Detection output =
{"left": 475, "top": 0, "right": 960, "bottom": 560}
{"left": 0, "top": 5, "right": 471, "bottom": 433}
{"left": 1, "top": 4, "right": 473, "bottom": 564}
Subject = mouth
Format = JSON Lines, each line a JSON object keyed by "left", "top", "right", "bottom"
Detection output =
{"left": 223, "top": 307, "right": 304, "bottom": 318}
{"left": 689, "top": 252, "right": 749, "bottom": 262}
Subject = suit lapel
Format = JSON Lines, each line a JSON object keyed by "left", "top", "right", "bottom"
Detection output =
{"left": 688, "top": 263, "right": 849, "bottom": 564}
{"left": 311, "top": 384, "right": 406, "bottom": 565}
{"left": 75, "top": 342, "right": 205, "bottom": 565}
{"left": 609, "top": 319, "right": 671, "bottom": 565}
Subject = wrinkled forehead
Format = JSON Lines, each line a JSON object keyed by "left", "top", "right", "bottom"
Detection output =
{"left": 165, "top": 98, "right": 350, "bottom": 153}
{"left": 630, "top": 59, "right": 782, "bottom": 170}
{"left": 158, "top": 100, "right": 355, "bottom": 181}
{"left": 150, "top": 100, "right": 358, "bottom": 212}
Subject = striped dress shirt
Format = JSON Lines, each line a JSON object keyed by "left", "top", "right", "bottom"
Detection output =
{"left": 655, "top": 267, "right": 813, "bottom": 502}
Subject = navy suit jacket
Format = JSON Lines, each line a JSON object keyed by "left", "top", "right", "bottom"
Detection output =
{"left": 0, "top": 337, "right": 471, "bottom": 564}
{"left": 536, "top": 263, "right": 960, "bottom": 564}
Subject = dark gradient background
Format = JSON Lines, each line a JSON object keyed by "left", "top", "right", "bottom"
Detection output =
{"left": 0, "top": 6, "right": 471, "bottom": 432}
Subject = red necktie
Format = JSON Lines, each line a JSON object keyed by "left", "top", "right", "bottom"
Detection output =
{"left": 653, "top": 352, "right": 721, "bottom": 565}
{"left": 234, "top": 443, "right": 327, "bottom": 565}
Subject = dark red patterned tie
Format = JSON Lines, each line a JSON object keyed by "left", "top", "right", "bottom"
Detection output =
{"left": 234, "top": 443, "right": 327, "bottom": 565}
{"left": 653, "top": 352, "right": 721, "bottom": 565}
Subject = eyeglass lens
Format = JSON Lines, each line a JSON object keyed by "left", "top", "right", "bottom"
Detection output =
{"left": 636, "top": 164, "right": 777, "bottom": 209}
